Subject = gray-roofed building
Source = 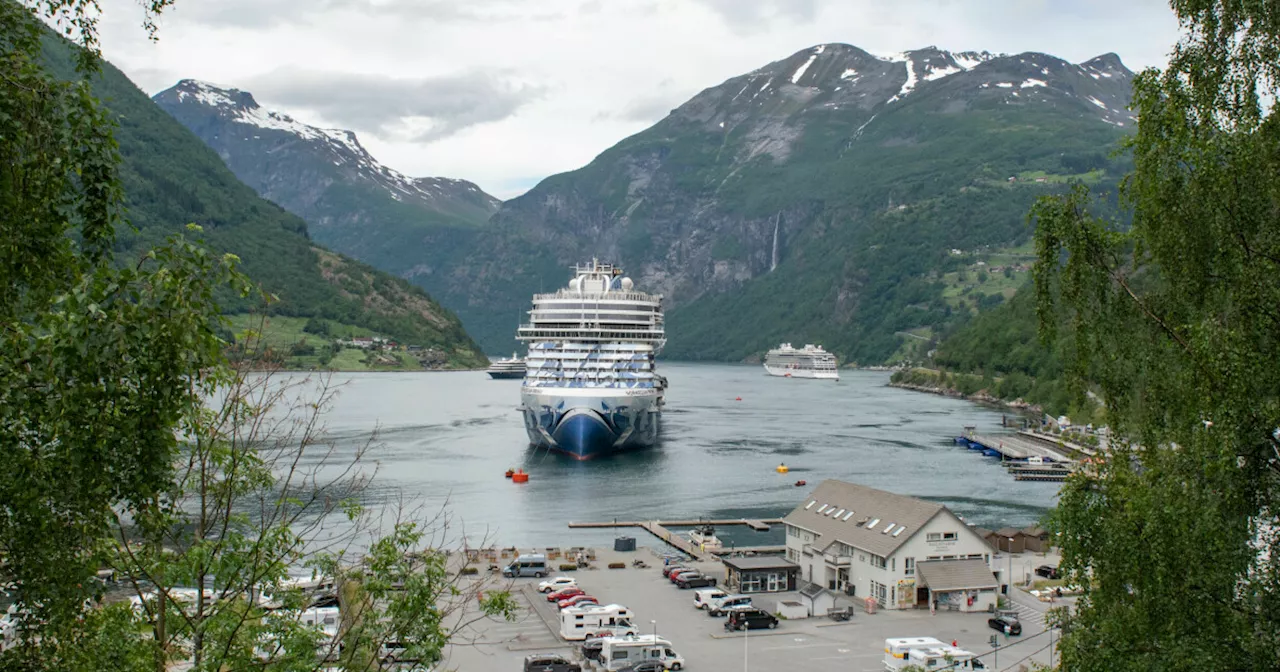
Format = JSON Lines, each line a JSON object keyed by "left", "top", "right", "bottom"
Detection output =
{"left": 720, "top": 556, "right": 799, "bottom": 593}
{"left": 783, "top": 480, "right": 997, "bottom": 611}
{"left": 916, "top": 559, "right": 1000, "bottom": 613}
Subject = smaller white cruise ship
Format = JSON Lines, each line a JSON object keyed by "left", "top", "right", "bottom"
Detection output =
{"left": 764, "top": 343, "right": 839, "bottom": 380}
{"left": 486, "top": 353, "right": 526, "bottom": 379}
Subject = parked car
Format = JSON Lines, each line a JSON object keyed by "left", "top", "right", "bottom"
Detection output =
{"left": 707, "top": 595, "right": 753, "bottom": 616}
{"left": 668, "top": 569, "right": 700, "bottom": 583}
{"left": 538, "top": 577, "right": 577, "bottom": 593}
{"left": 693, "top": 588, "right": 727, "bottom": 610}
{"left": 661, "top": 565, "right": 690, "bottom": 578}
{"left": 724, "top": 608, "right": 779, "bottom": 631}
{"left": 988, "top": 613, "right": 1023, "bottom": 636}
{"left": 1035, "top": 565, "right": 1060, "bottom": 580}
{"left": 616, "top": 662, "right": 667, "bottom": 672}
{"left": 558, "top": 595, "right": 598, "bottom": 609}
{"left": 523, "top": 653, "right": 581, "bottom": 672}
{"left": 581, "top": 638, "right": 605, "bottom": 662}
{"left": 676, "top": 574, "right": 717, "bottom": 589}
{"left": 546, "top": 587, "right": 584, "bottom": 602}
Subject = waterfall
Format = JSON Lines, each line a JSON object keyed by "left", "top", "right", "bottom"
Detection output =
{"left": 770, "top": 213, "right": 780, "bottom": 272}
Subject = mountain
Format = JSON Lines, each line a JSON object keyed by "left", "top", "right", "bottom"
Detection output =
{"left": 153, "top": 80, "right": 500, "bottom": 282}
{"left": 38, "top": 37, "right": 487, "bottom": 368}
{"left": 431, "top": 44, "right": 1136, "bottom": 359}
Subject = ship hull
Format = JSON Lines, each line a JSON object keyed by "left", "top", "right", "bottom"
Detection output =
{"left": 520, "top": 388, "right": 662, "bottom": 460}
{"left": 487, "top": 370, "right": 526, "bottom": 379}
{"left": 764, "top": 364, "right": 839, "bottom": 380}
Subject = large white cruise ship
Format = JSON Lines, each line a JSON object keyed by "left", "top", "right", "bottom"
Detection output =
{"left": 763, "top": 343, "right": 839, "bottom": 380}
{"left": 517, "top": 261, "right": 666, "bottom": 459}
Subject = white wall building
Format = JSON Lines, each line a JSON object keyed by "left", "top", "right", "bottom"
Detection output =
{"left": 784, "top": 480, "right": 999, "bottom": 612}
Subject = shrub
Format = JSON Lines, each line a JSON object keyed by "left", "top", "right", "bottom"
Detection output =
{"left": 559, "top": 564, "right": 577, "bottom": 571}
{"left": 460, "top": 567, "right": 479, "bottom": 576}
{"left": 608, "top": 562, "right": 626, "bottom": 569}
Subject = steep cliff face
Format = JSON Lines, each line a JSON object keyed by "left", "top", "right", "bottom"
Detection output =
{"left": 153, "top": 80, "right": 500, "bottom": 277}
{"left": 441, "top": 44, "right": 1134, "bottom": 359}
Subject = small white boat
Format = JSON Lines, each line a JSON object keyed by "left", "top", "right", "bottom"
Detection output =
{"left": 688, "top": 524, "right": 722, "bottom": 549}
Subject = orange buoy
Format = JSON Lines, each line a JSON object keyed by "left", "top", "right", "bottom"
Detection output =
{"left": 512, "top": 470, "right": 529, "bottom": 483}
{"left": 735, "top": 396, "right": 742, "bottom": 401}
{"left": 794, "top": 480, "right": 807, "bottom": 487}
{"left": 504, "top": 469, "right": 515, "bottom": 478}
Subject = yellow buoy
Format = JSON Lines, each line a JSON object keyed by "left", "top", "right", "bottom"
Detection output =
{"left": 776, "top": 463, "right": 789, "bottom": 474}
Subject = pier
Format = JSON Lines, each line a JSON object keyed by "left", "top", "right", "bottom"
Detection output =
{"left": 567, "top": 519, "right": 782, "bottom": 561}
{"left": 965, "top": 433, "right": 1074, "bottom": 463}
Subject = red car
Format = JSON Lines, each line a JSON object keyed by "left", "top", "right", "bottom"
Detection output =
{"left": 661, "top": 565, "right": 690, "bottom": 578}
{"left": 669, "top": 569, "right": 700, "bottom": 584}
{"left": 547, "top": 587, "right": 585, "bottom": 602}
{"left": 558, "top": 595, "right": 598, "bottom": 609}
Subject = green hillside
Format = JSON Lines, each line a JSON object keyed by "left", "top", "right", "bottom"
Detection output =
{"left": 421, "top": 45, "right": 1136, "bottom": 361}
{"left": 38, "top": 37, "right": 486, "bottom": 369}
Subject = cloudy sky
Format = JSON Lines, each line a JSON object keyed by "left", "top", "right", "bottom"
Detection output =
{"left": 98, "top": 0, "right": 1182, "bottom": 199}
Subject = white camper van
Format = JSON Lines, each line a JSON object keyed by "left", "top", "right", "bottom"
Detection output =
{"left": 884, "top": 637, "right": 986, "bottom": 671}
{"left": 600, "top": 635, "right": 685, "bottom": 671}
{"left": 559, "top": 603, "right": 636, "bottom": 641}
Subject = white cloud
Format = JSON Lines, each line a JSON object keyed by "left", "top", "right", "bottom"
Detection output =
{"left": 97, "top": 0, "right": 1179, "bottom": 199}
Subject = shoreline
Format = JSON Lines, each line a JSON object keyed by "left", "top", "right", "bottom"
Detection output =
{"left": 887, "top": 380, "right": 1043, "bottom": 415}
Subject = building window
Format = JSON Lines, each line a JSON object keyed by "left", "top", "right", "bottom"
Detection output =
{"left": 859, "top": 554, "right": 866, "bottom": 563}
{"left": 871, "top": 580, "right": 888, "bottom": 607}
{"left": 905, "top": 557, "right": 915, "bottom": 576}
{"left": 870, "top": 554, "right": 886, "bottom": 569}
{"left": 942, "top": 532, "right": 958, "bottom": 541}
{"left": 927, "top": 532, "right": 941, "bottom": 542}
{"left": 788, "top": 526, "right": 800, "bottom": 538}
{"left": 891, "top": 557, "right": 895, "bottom": 572}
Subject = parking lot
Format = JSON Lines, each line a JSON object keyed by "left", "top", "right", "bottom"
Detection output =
{"left": 440, "top": 548, "right": 1060, "bottom": 671}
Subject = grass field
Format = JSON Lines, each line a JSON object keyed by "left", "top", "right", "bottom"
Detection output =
{"left": 225, "top": 314, "right": 429, "bottom": 372}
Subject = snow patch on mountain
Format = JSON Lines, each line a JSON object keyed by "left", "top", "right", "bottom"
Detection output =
{"left": 1021, "top": 79, "right": 1047, "bottom": 88}
{"left": 840, "top": 68, "right": 859, "bottom": 80}
{"left": 922, "top": 65, "right": 961, "bottom": 81}
{"left": 886, "top": 54, "right": 918, "bottom": 104}
{"left": 791, "top": 53, "right": 818, "bottom": 84}
{"left": 1087, "top": 95, "right": 1107, "bottom": 109}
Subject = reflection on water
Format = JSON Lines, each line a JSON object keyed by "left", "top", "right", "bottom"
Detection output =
{"left": 269, "top": 364, "right": 1058, "bottom": 548}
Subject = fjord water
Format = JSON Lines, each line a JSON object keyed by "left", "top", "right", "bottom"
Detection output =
{"left": 302, "top": 363, "right": 1056, "bottom": 549}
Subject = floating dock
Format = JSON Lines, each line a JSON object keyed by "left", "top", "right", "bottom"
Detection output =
{"left": 567, "top": 519, "right": 782, "bottom": 561}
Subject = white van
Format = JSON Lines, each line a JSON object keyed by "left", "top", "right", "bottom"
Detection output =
{"left": 559, "top": 604, "right": 635, "bottom": 641}
{"left": 706, "top": 594, "right": 752, "bottom": 616}
{"left": 693, "top": 588, "right": 727, "bottom": 610}
{"left": 502, "top": 554, "right": 548, "bottom": 578}
{"left": 600, "top": 635, "right": 684, "bottom": 671}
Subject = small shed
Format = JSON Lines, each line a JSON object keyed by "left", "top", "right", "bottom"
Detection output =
{"left": 916, "top": 559, "right": 999, "bottom": 613}
{"left": 1021, "top": 526, "right": 1052, "bottom": 553}
{"left": 993, "top": 527, "right": 1025, "bottom": 553}
{"left": 721, "top": 555, "right": 799, "bottom": 594}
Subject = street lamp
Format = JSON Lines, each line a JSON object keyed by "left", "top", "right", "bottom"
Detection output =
{"left": 650, "top": 619, "right": 656, "bottom": 640}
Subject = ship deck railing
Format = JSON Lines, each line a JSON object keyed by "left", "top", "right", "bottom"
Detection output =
{"left": 532, "top": 290, "right": 661, "bottom": 302}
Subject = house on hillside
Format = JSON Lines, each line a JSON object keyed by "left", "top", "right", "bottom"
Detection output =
{"left": 784, "top": 480, "right": 999, "bottom": 613}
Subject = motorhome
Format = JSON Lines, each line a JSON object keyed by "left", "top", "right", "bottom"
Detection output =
{"left": 600, "top": 635, "right": 684, "bottom": 671}
{"left": 503, "top": 553, "right": 549, "bottom": 578}
{"left": 559, "top": 604, "right": 636, "bottom": 641}
{"left": 884, "top": 637, "right": 985, "bottom": 671}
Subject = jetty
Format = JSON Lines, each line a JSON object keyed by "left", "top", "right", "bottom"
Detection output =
{"left": 962, "top": 433, "right": 1074, "bottom": 463}
{"left": 567, "top": 519, "right": 782, "bottom": 561}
